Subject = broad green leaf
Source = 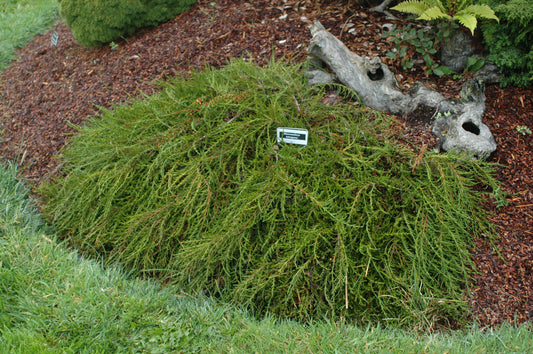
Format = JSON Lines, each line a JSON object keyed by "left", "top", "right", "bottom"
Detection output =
{"left": 466, "top": 57, "right": 477, "bottom": 67}
{"left": 432, "top": 65, "right": 454, "bottom": 76}
{"left": 432, "top": 67, "right": 444, "bottom": 77}
{"left": 466, "top": 57, "right": 485, "bottom": 72}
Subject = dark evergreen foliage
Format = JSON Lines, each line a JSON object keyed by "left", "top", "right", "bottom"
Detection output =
{"left": 58, "top": 0, "right": 196, "bottom": 47}
{"left": 481, "top": 0, "right": 533, "bottom": 87}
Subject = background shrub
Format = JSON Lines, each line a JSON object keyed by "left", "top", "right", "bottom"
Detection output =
{"left": 481, "top": 0, "right": 533, "bottom": 87}
{"left": 40, "top": 59, "right": 500, "bottom": 327}
{"left": 58, "top": 0, "right": 196, "bottom": 47}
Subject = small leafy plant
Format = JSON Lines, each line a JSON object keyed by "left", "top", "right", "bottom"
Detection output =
{"left": 452, "top": 56, "right": 486, "bottom": 79}
{"left": 490, "top": 186, "right": 509, "bottom": 208}
{"left": 391, "top": 0, "right": 499, "bottom": 35}
{"left": 382, "top": 23, "right": 453, "bottom": 76}
{"left": 464, "top": 56, "right": 485, "bottom": 72}
{"left": 516, "top": 125, "right": 532, "bottom": 135}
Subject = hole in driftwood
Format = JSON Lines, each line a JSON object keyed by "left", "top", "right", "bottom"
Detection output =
{"left": 367, "top": 68, "right": 384, "bottom": 81}
{"left": 462, "top": 121, "right": 480, "bottom": 135}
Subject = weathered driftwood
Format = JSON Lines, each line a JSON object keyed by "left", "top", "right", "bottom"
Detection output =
{"left": 369, "top": 0, "right": 396, "bottom": 17}
{"left": 306, "top": 21, "right": 497, "bottom": 158}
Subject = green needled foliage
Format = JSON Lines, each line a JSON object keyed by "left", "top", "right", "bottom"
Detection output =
{"left": 481, "top": 0, "right": 533, "bottom": 87}
{"left": 58, "top": 0, "right": 196, "bottom": 47}
{"left": 40, "top": 59, "right": 500, "bottom": 327}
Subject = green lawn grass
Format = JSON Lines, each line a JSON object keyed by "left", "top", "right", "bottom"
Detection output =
{"left": 1, "top": 0, "right": 532, "bottom": 352}
{"left": 0, "top": 0, "right": 59, "bottom": 71}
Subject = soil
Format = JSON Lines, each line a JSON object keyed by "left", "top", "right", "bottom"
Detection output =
{"left": 0, "top": 0, "right": 531, "bottom": 328}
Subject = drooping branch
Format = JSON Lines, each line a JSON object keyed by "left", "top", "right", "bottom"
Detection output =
{"left": 306, "top": 21, "right": 497, "bottom": 158}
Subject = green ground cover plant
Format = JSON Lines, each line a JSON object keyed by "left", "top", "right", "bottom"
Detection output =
{"left": 0, "top": 0, "right": 58, "bottom": 70}
{"left": 58, "top": 0, "right": 197, "bottom": 47}
{"left": 382, "top": 22, "right": 454, "bottom": 76}
{"left": 40, "top": 58, "right": 502, "bottom": 327}
{"left": 2, "top": 162, "right": 533, "bottom": 351}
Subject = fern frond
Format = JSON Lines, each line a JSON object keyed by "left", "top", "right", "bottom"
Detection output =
{"left": 455, "top": 0, "right": 474, "bottom": 13}
{"left": 455, "top": 13, "right": 477, "bottom": 35}
{"left": 464, "top": 5, "right": 500, "bottom": 22}
{"left": 391, "top": 1, "right": 430, "bottom": 16}
{"left": 426, "top": 0, "right": 447, "bottom": 13}
{"left": 418, "top": 6, "right": 451, "bottom": 21}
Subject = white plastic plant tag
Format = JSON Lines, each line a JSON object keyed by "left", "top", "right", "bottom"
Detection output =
{"left": 51, "top": 31, "right": 59, "bottom": 46}
{"left": 277, "top": 127, "right": 308, "bottom": 146}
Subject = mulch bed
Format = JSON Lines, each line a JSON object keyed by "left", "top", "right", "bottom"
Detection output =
{"left": 1, "top": 0, "right": 531, "bottom": 327}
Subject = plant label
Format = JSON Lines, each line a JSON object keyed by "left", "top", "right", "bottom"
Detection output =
{"left": 277, "top": 127, "right": 308, "bottom": 146}
{"left": 51, "top": 31, "right": 59, "bottom": 46}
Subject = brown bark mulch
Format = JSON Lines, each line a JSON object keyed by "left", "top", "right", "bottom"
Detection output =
{"left": 0, "top": 0, "right": 531, "bottom": 327}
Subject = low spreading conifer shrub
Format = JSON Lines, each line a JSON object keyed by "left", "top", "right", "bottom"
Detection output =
{"left": 40, "top": 59, "right": 500, "bottom": 327}
{"left": 58, "top": 0, "right": 196, "bottom": 47}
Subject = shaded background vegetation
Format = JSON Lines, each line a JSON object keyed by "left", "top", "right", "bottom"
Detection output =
{"left": 481, "top": 0, "right": 533, "bottom": 87}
